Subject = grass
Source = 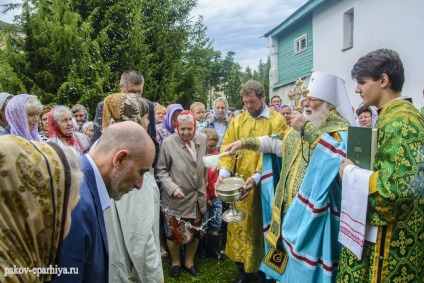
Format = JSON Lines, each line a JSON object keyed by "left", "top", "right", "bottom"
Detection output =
{"left": 162, "top": 256, "right": 237, "bottom": 283}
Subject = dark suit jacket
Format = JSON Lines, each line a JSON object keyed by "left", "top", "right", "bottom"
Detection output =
{"left": 52, "top": 156, "right": 109, "bottom": 283}
{"left": 92, "top": 99, "right": 159, "bottom": 167}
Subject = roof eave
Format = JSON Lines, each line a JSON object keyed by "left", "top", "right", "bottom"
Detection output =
{"left": 264, "top": 0, "right": 328, "bottom": 38}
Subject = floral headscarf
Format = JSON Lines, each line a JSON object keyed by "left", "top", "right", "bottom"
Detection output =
{"left": 102, "top": 93, "right": 144, "bottom": 130}
{"left": 0, "top": 135, "right": 72, "bottom": 282}
{"left": 212, "top": 97, "right": 228, "bottom": 120}
{"left": 5, "top": 94, "right": 42, "bottom": 141}
{"left": 164, "top": 104, "right": 184, "bottom": 133}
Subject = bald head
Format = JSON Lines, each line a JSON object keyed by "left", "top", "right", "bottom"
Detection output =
{"left": 93, "top": 121, "right": 153, "bottom": 157}
{"left": 90, "top": 121, "right": 155, "bottom": 200}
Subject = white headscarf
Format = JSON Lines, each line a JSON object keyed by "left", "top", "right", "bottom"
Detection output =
{"left": 307, "top": 71, "right": 356, "bottom": 125}
{"left": 0, "top": 92, "right": 13, "bottom": 109}
{"left": 355, "top": 102, "right": 378, "bottom": 127}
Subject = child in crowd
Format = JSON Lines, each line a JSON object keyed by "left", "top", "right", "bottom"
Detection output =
{"left": 198, "top": 128, "right": 226, "bottom": 260}
{"left": 190, "top": 102, "right": 208, "bottom": 132}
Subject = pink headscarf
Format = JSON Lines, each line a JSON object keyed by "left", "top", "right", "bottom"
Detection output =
{"left": 5, "top": 94, "right": 42, "bottom": 141}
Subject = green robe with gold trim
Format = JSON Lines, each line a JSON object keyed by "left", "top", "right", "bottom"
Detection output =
{"left": 337, "top": 100, "right": 424, "bottom": 283}
{"left": 218, "top": 109, "right": 286, "bottom": 273}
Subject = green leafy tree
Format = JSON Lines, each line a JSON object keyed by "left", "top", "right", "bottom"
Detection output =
{"left": 1, "top": 0, "right": 248, "bottom": 115}
{"left": 176, "top": 16, "right": 215, "bottom": 109}
{"left": 0, "top": 22, "right": 29, "bottom": 93}
{"left": 20, "top": 0, "right": 109, "bottom": 114}
{"left": 226, "top": 67, "right": 243, "bottom": 109}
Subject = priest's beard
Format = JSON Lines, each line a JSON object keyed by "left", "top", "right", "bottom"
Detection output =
{"left": 248, "top": 103, "right": 265, "bottom": 118}
{"left": 303, "top": 102, "right": 332, "bottom": 128}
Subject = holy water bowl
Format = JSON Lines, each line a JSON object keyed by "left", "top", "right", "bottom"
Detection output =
{"left": 215, "top": 176, "right": 246, "bottom": 222}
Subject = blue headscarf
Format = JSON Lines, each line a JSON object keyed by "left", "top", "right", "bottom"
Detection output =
{"left": 212, "top": 97, "right": 228, "bottom": 120}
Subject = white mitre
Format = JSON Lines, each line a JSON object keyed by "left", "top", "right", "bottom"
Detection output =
{"left": 307, "top": 71, "right": 356, "bottom": 126}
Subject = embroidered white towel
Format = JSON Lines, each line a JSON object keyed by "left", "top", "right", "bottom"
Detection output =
{"left": 339, "top": 164, "right": 377, "bottom": 259}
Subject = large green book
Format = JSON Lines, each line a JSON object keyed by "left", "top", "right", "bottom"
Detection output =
{"left": 347, "top": 126, "right": 378, "bottom": 170}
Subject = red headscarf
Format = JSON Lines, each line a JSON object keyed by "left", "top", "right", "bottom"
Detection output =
{"left": 48, "top": 109, "right": 84, "bottom": 152}
{"left": 175, "top": 110, "right": 197, "bottom": 143}
{"left": 175, "top": 110, "right": 198, "bottom": 161}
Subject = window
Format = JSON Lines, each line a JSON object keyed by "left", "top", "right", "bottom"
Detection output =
{"left": 342, "top": 8, "right": 354, "bottom": 51}
{"left": 294, "top": 33, "right": 307, "bottom": 54}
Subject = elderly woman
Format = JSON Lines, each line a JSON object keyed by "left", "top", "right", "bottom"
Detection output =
{"left": 5, "top": 94, "right": 43, "bottom": 141}
{"left": 0, "top": 135, "right": 82, "bottom": 282}
{"left": 48, "top": 105, "right": 90, "bottom": 154}
{"left": 156, "top": 104, "right": 183, "bottom": 145}
{"left": 207, "top": 97, "right": 231, "bottom": 151}
{"left": 280, "top": 104, "right": 293, "bottom": 126}
{"left": 81, "top": 121, "right": 94, "bottom": 141}
{"left": 156, "top": 110, "right": 207, "bottom": 278}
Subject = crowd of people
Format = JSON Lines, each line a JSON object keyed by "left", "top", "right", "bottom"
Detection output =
{"left": 0, "top": 48, "right": 423, "bottom": 283}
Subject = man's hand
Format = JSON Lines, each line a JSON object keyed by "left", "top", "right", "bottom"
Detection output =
{"left": 290, "top": 111, "right": 307, "bottom": 131}
{"left": 207, "top": 199, "right": 212, "bottom": 207}
{"left": 339, "top": 158, "right": 354, "bottom": 178}
{"left": 222, "top": 140, "right": 242, "bottom": 155}
{"left": 239, "top": 177, "right": 256, "bottom": 201}
{"left": 173, "top": 187, "right": 185, "bottom": 199}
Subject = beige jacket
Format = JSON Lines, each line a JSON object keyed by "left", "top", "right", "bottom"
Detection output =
{"left": 156, "top": 132, "right": 208, "bottom": 219}
{"left": 104, "top": 169, "right": 163, "bottom": 283}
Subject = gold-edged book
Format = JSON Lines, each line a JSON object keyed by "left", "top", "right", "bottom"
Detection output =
{"left": 347, "top": 127, "right": 378, "bottom": 170}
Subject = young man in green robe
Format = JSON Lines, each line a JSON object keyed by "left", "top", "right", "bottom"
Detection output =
{"left": 338, "top": 49, "right": 424, "bottom": 282}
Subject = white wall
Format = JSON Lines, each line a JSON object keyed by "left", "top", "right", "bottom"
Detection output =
{"left": 313, "top": 0, "right": 424, "bottom": 109}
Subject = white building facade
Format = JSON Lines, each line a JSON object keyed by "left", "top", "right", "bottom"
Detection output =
{"left": 266, "top": 0, "right": 424, "bottom": 109}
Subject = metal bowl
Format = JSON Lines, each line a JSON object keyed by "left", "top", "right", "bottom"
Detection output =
{"left": 215, "top": 177, "right": 244, "bottom": 203}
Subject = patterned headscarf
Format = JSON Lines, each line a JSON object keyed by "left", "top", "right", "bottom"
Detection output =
{"left": 102, "top": 93, "right": 144, "bottom": 130}
{"left": 164, "top": 104, "right": 184, "bottom": 133}
{"left": 48, "top": 106, "right": 84, "bottom": 153}
{"left": 5, "top": 94, "right": 42, "bottom": 141}
{"left": 0, "top": 135, "right": 72, "bottom": 282}
{"left": 212, "top": 97, "right": 228, "bottom": 120}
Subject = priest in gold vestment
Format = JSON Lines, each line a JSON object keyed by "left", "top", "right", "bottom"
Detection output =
{"left": 218, "top": 80, "right": 286, "bottom": 282}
